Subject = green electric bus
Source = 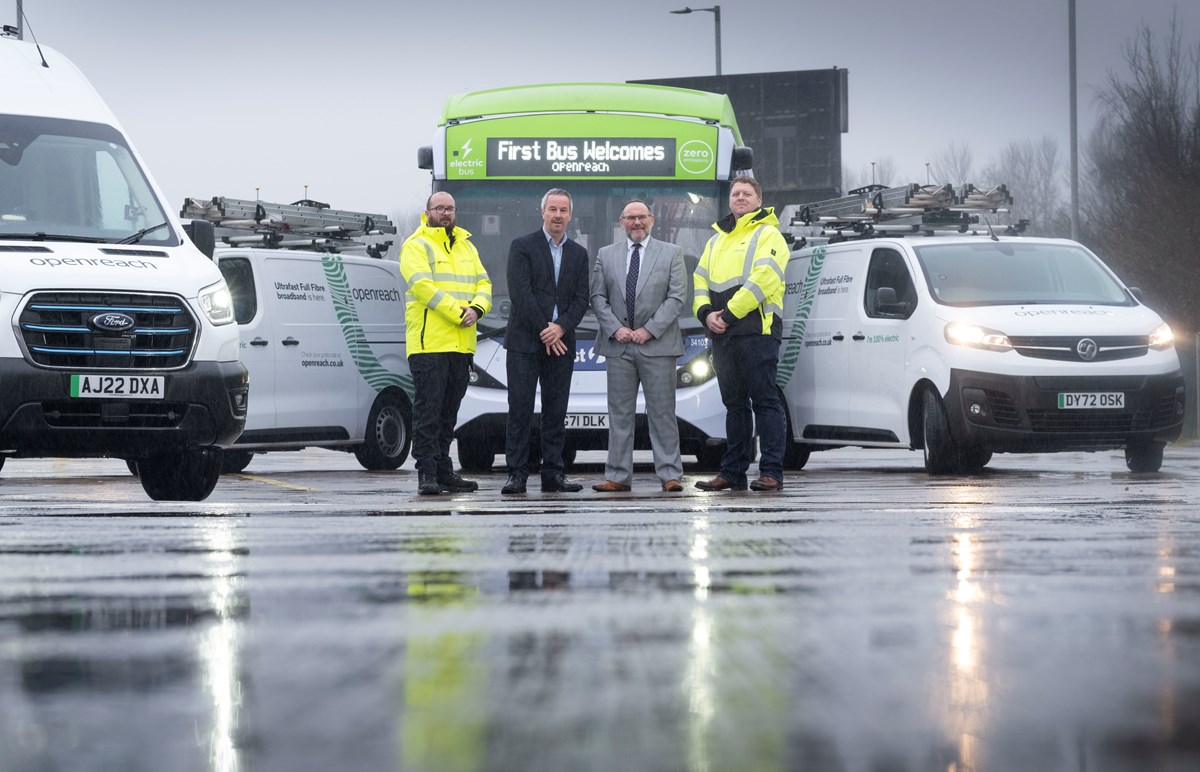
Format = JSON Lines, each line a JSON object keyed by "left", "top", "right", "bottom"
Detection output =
{"left": 417, "top": 82, "right": 753, "bottom": 471}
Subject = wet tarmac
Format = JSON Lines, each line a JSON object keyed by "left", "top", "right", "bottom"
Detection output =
{"left": 1, "top": 445, "right": 1199, "bottom": 772}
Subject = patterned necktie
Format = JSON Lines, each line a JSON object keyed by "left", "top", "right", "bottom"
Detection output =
{"left": 626, "top": 242, "right": 641, "bottom": 328}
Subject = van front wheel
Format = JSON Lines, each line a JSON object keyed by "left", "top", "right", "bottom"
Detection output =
{"left": 1125, "top": 441, "right": 1164, "bottom": 473}
{"left": 922, "top": 389, "right": 961, "bottom": 475}
{"left": 222, "top": 451, "right": 255, "bottom": 474}
{"left": 138, "top": 448, "right": 223, "bottom": 501}
{"left": 355, "top": 392, "right": 411, "bottom": 471}
{"left": 456, "top": 432, "right": 496, "bottom": 472}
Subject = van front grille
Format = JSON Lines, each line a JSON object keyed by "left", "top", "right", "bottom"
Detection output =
{"left": 1008, "top": 335, "right": 1148, "bottom": 362}
{"left": 19, "top": 292, "right": 196, "bottom": 370}
{"left": 40, "top": 401, "right": 188, "bottom": 428}
{"left": 983, "top": 390, "right": 1021, "bottom": 426}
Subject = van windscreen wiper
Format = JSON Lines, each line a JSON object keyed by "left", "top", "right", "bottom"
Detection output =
{"left": 0, "top": 232, "right": 109, "bottom": 243}
{"left": 117, "top": 221, "right": 169, "bottom": 244}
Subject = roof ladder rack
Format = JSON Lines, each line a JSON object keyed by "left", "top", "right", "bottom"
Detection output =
{"left": 180, "top": 196, "right": 397, "bottom": 254}
{"left": 787, "top": 182, "right": 1017, "bottom": 244}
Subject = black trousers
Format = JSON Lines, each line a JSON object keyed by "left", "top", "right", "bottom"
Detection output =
{"left": 410, "top": 352, "right": 471, "bottom": 477}
{"left": 505, "top": 347, "right": 574, "bottom": 480}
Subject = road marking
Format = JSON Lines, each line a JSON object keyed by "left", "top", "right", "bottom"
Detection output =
{"left": 236, "top": 474, "right": 315, "bottom": 491}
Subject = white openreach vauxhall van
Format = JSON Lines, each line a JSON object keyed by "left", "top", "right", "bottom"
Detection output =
{"left": 777, "top": 184, "right": 1185, "bottom": 474}
{"left": 181, "top": 196, "right": 412, "bottom": 474}
{"left": 1, "top": 37, "right": 247, "bottom": 499}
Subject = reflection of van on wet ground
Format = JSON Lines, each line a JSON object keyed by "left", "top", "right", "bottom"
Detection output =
{"left": 183, "top": 197, "right": 412, "bottom": 473}
{"left": 777, "top": 184, "right": 1185, "bottom": 474}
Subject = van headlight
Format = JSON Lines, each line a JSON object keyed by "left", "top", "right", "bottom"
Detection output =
{"left": 199, "top": 280, "right": 235, "bottom": 326}
{"left": 677, "top": 350, "right": 716, "bottom": 388}
{"left": 1148, "top": 322, "right": 1175, "bottom": 350}
{"left": 945, "top": 322, "right": 1012, "bottom": 352}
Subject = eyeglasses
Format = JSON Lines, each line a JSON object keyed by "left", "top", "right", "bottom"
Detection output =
{"left": 621, "top": 214, "right": 651, "bottom": 222}
{"left": 430, "top": 205, "right": 456, "bottom": 214}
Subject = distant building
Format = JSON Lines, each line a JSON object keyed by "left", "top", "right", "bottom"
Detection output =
{"left": 633, "top": 69, "right": 848, "bottom": 206}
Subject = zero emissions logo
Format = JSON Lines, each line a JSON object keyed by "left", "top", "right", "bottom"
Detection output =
{"left": 678, "top": 139, "right": 714, "bottom": 175}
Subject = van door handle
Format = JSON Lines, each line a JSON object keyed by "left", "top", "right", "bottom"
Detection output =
{"left": 832, "top": 333, "right": 844, "bottom": 341}
{"left": 852, "top": 333, "right": 866, "bottom": 341}
{"left": 282, "top": 337, "right": 300, "bottom": 346}
{"left": 250, "top": 338, "right": 269, "bottom": 347}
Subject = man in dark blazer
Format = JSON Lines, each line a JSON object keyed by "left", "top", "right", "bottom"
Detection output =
{"left": 501, "top": 188, "right": 590, "bottom": 494}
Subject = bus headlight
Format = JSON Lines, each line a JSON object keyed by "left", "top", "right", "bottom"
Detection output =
{"left": 199, "top": 280, "right": 235, "bottom": 326}
{"left": 468, "top": 363, "right": 506, "bottom": 389}
{"left": 945, "top": 321, "right": 1012, "bottom": 352}
{"left": 1148, "top": 322, "right": 1175, "bottom": 350}
{"left": 677, "top": 350, "right": 716, "bottom": 388}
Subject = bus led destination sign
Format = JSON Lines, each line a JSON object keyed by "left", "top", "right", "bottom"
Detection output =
{"left": 487, "top": 137, "right": 676, "bottom": 177}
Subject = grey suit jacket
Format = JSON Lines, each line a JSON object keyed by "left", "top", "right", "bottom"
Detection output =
{"left": 590, "top": 236, "right": 686, "bottom": 358}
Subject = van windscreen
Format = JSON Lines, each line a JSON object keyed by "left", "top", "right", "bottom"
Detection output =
{"left": 0, "top": 114, "right": 179, "bottom": 247}
{"left": 913, "top": 241, "right": 1133, "bottom": 307}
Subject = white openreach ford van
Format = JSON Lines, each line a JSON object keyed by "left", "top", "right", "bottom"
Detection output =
{"left": 778, "top": 184, "right": 1185, "bottom": 474}
{"left": 1, "top": 37, "right": 247, "bottom": 499}
{"left": 182, "top": 197, "right": 412, "bottom": 473}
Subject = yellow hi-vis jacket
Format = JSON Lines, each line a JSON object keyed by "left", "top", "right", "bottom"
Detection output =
{"left": 399, "top": 215, "right": 492, "bottom": 355}
{"left": 692, "top": 207, "right": 789, "bottom": 338}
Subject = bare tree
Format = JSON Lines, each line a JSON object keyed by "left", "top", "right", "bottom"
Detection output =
{"left": 982, "top": 137, "right": 1067, "bottom": 236}
{"left": 930, "top": 141, "right": 974, "bottom": 187}
{"left": 842, "top": 157, "right": 897, "bottom": 192}
{"left": 1083, "top": 15, "right": 1200, "bottom": 332}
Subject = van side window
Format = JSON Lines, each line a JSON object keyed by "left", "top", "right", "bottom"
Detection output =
{"left": 865, "top": 248, "right": 917, "bottom": 319}
{"left": 218, "top": 258, "right": 258, "bottom": 324}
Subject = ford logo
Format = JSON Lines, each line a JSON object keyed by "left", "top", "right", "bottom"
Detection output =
{"left": 1076, "top": 338, "right": 1098, "bottom": 361}
{"left": 90, "top": 312, "right": 136, "bottom": 333}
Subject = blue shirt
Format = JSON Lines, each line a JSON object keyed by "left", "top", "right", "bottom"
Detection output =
{"left": 543, "top": 228, "right": 565, "bottom": 321}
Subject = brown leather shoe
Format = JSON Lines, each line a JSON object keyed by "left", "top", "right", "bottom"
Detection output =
{"left": 694, "top": 475, "right": 747, "bottom": 491}
{"left": 592, "top": 480, "right": 632, "bottom": 492}
{"left": 661, "top": 479, "right": 684, "bottom": 492}
{"left": 750, "top": 475, "right": 784, "bottom": 491}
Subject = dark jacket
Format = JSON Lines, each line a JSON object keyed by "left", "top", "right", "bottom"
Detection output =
{"left": 504, "top": 229, "right": 590, "bottom": 354}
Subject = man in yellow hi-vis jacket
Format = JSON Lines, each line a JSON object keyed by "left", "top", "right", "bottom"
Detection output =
{"left": 691, "top": 175, "right": 789, "bottom": 492}
{"left": 400, "top": 191, "right": 492, "bottom": 496}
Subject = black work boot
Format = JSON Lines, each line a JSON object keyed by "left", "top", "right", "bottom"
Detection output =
{"left": 438, "top": 471, "right": 478, "bottom": 493}
{"left": 418, "top": 471, "right": 442, "bottom": 496}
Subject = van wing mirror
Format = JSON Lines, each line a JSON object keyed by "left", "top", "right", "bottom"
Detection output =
{"left": 182, "top": 219, "right": 216, "bottom": 260}
{"left": 1128, "top": 286, "right": 1145, "bottom": 304}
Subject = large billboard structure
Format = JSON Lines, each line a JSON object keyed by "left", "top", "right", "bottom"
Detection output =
{"left": 634, "top": 69, "right": 849, "bottom": 206}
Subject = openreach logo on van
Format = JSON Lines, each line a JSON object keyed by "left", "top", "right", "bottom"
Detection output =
{"left": 677, "top": 140, "right": 714, "bottom": 175}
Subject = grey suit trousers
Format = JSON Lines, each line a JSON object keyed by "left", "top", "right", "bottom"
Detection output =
{"left": 605, "top": 348, "right": 683, "bottom": 485}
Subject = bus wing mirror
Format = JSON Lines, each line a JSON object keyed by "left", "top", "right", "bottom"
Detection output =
{"left": 731, "top": 146, "right": 753, "bottom": 174}
{"left": 417, "top": 145, "right": 434, "bottom": 170}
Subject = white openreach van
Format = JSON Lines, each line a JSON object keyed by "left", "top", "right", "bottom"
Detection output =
{"left": 778, "top": 184, "right": 1185, "bottom": 474}
{"left": 1, "top": 36, "right": 247, "bottom": 499}
{"left": 182, "top": 197, "right": 412, "bottom": 473}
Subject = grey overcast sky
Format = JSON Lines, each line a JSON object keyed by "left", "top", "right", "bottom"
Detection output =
{"left": 7, "top": 0, "right": 1198, "bottom": 218}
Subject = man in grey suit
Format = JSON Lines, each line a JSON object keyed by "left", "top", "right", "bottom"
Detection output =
{"left": 590, "top": 199, "right": 686, "bottom": 493}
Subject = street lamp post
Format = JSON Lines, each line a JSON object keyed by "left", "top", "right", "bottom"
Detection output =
{"left": 1068, "top": 0, "right": 1079, "bottom": 240}
{"left": 670, "top": 6, "right": 722, "bottom": 76}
